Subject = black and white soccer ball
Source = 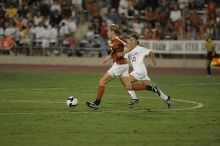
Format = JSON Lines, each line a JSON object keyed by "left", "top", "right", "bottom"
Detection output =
{"left": 66, "top": 96, "right": 78, "bottom": 107}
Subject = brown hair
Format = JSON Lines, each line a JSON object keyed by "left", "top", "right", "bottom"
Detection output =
{"left": 109, "top": 24, "right": 122, "bottom": 36}
{"left": 130, "top": 33, "right": 139, "bottom": 45}
{"left": 131, "top": 33, "right": 139, "bottom": 40}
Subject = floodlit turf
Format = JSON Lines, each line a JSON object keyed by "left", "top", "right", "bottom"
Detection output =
{"left": 0, "top": 71, "right": 220, "bottom": 146}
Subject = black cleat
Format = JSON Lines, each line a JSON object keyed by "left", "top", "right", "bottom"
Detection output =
{"left": 85, "top": 101, "right": 99, "bottom": 110}
{"left": 151, "top": 83, "right": 161, "bottom": 96}
{"left": 129, "top": 99, "right": 139, "bottom": 105}
{"left": 166, "top": 96, "right": 171, "bottom": 109}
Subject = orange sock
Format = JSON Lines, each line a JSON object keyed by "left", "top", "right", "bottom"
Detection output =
{"left": 96, "top": 86, "right": 105, "bottom": 100}
{"left": 132, "top": 84, "right": 147, "bottom": 91}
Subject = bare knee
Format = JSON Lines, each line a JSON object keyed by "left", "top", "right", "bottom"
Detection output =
{"left": 124, "top": 85, "right": 132, "bottom": 90}
{"left": 99, "top": 78, "right": 106, "bottom": 86}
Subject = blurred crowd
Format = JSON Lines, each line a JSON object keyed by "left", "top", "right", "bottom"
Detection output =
{"left": 0, "top": 0, "right": 220, "bottom": 56}
{"left": 86, "top": 0, "right": 220, "bottom": 40}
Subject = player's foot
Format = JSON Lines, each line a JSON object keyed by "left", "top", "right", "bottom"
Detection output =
{"left": 151, "top": 83, "right": 161, "bottom": 96}
{"left": 129, "top": 99, "right": 139, "bottom": 105}
{"left": 166, "top": 96, "right": 171, "bottom": 109}
{"left": 85, "top": 101, "right": 99, "bottom": 110}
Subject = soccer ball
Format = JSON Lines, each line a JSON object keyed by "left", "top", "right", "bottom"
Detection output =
{"left": 66, "top": 96, "right": 78, "bottom": 107}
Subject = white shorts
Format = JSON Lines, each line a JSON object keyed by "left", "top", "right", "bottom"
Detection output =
{"left": 107, "top": 63, "right": 129, "bottom": 78}
{"left": 130, "top": 71, "right": 150, "bottom": 81}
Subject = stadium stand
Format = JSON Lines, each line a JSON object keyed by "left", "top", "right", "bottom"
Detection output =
{"left": 0, "top": 0, "right": 219, "bottom": 57}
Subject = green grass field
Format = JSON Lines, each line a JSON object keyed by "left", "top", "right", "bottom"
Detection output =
{"left": 0, "top": 71, "right": 220, "bottom": 146}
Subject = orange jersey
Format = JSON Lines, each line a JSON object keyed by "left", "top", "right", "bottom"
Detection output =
{"left": 110, "top": 38, "right": 128, "bottom": 64}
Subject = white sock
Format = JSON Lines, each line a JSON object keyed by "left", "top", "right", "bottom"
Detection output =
{"left": 128, "top": 90, "right": 137, "bottom": 100}
{"left": 157, "top": 89, "right": 168, "bottom": 101}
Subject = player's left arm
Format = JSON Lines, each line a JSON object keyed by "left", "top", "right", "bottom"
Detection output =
{"left": 149, "top": 51, "right": 157, "bottom": 66}
{"left": 117, "top": 39, "right": 134, "bottom": 57}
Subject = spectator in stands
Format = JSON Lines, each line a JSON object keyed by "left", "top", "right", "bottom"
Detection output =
{"left": 88, "top": 0, "right": 100, "bottom": 18}
{"left": 156, "top": 7, "right": 169, "bottom": 29}
{"left": 67, "top": 33, "right": 77, "bottom": 56}
{"left": 49, "top": 24, "right": 59, "bottom": 53}
{"left": 59, "top": 22, "right": 70, "bottom": 39}
{"left": 19, "top": 26, "right": 31, "bottom": 55}
{"left": 178, "top": 0, "right": 189, "bottom": 9}
{"left": 6, "top": 4, "right": 17, "bottom": 19}
{"left": 4, "top": 22, "right": 18, "bottom": 38}
{"left": 133, "top": 0, "right": 146, "bottom": 14}
{"left": 170, "top": 3, "right": 182, "bottom": 23}
{"left": 34, "top": 11, "right": 43, "bottom": 26}
{"left": 0, "top": 35, "right": 16, "bottom": 52}
{"left": 144, "top": 29, "right": 153, "bottom": 40}
{"left": 86, "top": 25, "right": 95, "bottom": 42}
{"left": 92, "top": 17, "right": 102, "bottom": 34}
{"left": 207, "top": 1, "right": 217, "bottom": 15}
{"left": 41, "top": 25, "right": 50, "bottom": 56}
{"left": 132, "top": 18, "right": 144, "bottom": 35}
{"left": 118, "top": 0, "right": 128, "bottom": 16}
{"left": 15, "top": 15, "right": 28, "bottom": 31}
{"left": 108, "top": 8, "right": 120, "bottom": 24}
{"left": 61, "top": 0, "right": 72, "bottom": 18}
{"left": 174, "top": 18, "right": 186, "bottom": 37}
{"left": 34, "top": 23, "right": 44, "bottom": 50}
{"left": 99, "top": 21, "right": 109, "bottom": 57}
{"left": 50, "top": 10, "right": 62, "bottom": 26}
{"left": 164, "top": 19, "right": 176, "bottom": 39}
{"left": 190, "top": 10, "right": 203, "bottom": 27}
{"left": 145, "top": 7, "right": 157, "bottom": 27}
{"left": 195, "top": 0, "right": 205, "bottom": 9}
{"left": 197, "top": 25, "right": 209, "bottom": 40}
{"left": 207, "top": 13, "right": 217, "bottom": 27}
{"left": 68, "top": 16, "right": 77, "bottom": 34}
{"left": 185, "top": 25, "right": 197, "bottom": 40}
{"left": 50, "top": 0, "right": 61, "bottom": 12}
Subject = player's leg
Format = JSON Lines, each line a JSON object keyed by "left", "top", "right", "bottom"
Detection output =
{"left": 120, "top": 76, "right": 134, "bottom": 100}
{"left": 130, "top": 72, "right": 171, "bottom": 108}
{"left": 86, "top": 72, "right": 114, "bottom": 109}
{"left": 142, "top": 80, "right": 171, "bottom": 108}
{"left": 126, "top": 75, "right": 138, "bottom": 105}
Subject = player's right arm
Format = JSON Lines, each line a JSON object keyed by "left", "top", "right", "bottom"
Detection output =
{"left": 102, "top": 54, "right": 112, "bottom": 64}
{"left": 149, "top": 52, "right": 157, "bottom": 66}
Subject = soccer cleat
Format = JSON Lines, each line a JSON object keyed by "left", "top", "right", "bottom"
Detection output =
{"left": 129, "top": 99, "right": 139, "bottom": 105}
{"left": 151, "top": 83, "right": 161, "bottom": 96}
{"left": 166, "top": 96, "right": 171, "bottom": 109}
{"left": 85, "top": 101, "right": 99, "bottom": 110}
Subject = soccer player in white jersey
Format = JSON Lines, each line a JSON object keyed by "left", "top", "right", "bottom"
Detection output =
{"left": 124, "top": 34, "right": 171, "bottom": 108}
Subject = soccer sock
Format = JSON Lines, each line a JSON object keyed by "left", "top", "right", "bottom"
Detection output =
{"left": 132, "top": 84, "right": 153, "bottom": 91}
{"left": 128, "top": 90, "right": 137, "bottom": 100}
{"left": 95, "top": 86, "right": 105, "bottom": 105}
{"left": 132, "top": 84, "right": 146, "bottom": 90}
{"left": 157, "top": 89, "right": 169, "bottom": 101}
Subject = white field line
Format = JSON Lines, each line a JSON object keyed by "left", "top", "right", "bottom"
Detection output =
{"left": 0, "top": 93, "right": 203, "bottom": 114}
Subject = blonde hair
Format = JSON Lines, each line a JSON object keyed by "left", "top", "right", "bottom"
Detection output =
{"left": 109, "top": 24, "right": 122, "bottom": 36}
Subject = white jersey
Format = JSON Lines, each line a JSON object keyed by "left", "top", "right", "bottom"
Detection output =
{"left": 125, "top": 45, "right": 151, "bottom": 80}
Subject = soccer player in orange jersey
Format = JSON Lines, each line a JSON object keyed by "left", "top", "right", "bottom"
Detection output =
{"left": 85, "top": 24, "right": 133, "bottom": 109}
